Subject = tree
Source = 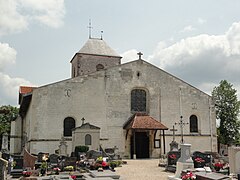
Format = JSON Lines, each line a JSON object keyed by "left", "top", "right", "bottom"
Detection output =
{"left": 0, "top": 105, "right": 19, "bottom": 135}
{"left": 212, "top": 80, "right": 240, "bottom": 145}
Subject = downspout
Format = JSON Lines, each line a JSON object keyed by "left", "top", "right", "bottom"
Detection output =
{"left": 209, "top": 97, "right": 213, "bottom": 152}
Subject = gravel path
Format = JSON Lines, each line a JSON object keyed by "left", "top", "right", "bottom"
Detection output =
{"left": 115, "top": 159, "right": 174, "bottom": 180}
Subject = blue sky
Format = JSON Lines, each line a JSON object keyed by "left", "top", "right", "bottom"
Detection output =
{"left": 1, "top": 0, "right": 240, "bottom": 106}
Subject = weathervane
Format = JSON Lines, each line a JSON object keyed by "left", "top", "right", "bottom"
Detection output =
{"left": 87, "top": 19, "right": 93, "bottom": 39}
{"left": 100, "top": 30, "right": 103, "bottom": 40}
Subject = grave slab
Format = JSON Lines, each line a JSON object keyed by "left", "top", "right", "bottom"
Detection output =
{"left": 89, "top": 170, "right": 120, "bottom": 179}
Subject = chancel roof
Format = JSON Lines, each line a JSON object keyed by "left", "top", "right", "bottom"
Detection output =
{"left": 74, "top": 123, "right": 100, "bottom": 130}
{"left": 78, "top": 38, "right": 121, "bottom": 57}
{"left": 123, "top": 113, "right": 168, "bottom": 130}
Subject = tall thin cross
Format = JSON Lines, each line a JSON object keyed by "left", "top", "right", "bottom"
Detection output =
{"left": 137, "top": 52, "right": 143, "bottom": 59}
{"left": 175, "top": 116, "right": 188, "bottom": 144}
{"left": 87, "top": 19, "right": 93, "bottom": 39}
{"left": 170, "top": 125, "right": 177, "bottom": 142}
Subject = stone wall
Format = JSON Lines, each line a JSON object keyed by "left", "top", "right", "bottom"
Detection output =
{"left": 71, "top": 54, "right": 121, "bottom": 77}
{"left": 23, "top": 60, "right": 217, "bottom": 156}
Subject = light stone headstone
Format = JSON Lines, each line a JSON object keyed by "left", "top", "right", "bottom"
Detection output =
{"left": 0, "top": 157, "right": 8, "bottom": 180}
{"left": 1, "top": 133, "right": 9, "bottom": 153}
{"left": 59, "top": 136, "right": 68, "bottom": 156}
{"left": 228, "top": 146, "right": 240, "bottom": 175}
{"left": 168, "top": 144, "right": 194, "bottom": 180}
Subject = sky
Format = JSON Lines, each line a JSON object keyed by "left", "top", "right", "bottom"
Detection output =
{"left": 1, "top": 0, "right": 240, "bottom": 106}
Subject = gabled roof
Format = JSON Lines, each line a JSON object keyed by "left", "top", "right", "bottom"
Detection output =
{"left": 78, "top": 38, "right": 121, "bottom": 57}
{"left": 19, "top": 86, "right": 37, "bottom": 105}
{"left": 123, "top": 113, "right": 168, "bottom": 130}
{"left": 73, "top": 123, "right": 100, "bottom": 130}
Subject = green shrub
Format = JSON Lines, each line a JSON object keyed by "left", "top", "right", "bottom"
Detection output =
{"left": 74, "top": 145, "right": 89, "bottom": 157}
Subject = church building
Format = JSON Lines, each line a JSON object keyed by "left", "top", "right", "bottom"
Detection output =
{"left": 10, "top": 36, "right": 217, "bottom": 158}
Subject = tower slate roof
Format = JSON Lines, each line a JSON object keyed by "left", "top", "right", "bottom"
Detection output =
{"left": 78, "top": 38, "right": 121, "bottom": 57}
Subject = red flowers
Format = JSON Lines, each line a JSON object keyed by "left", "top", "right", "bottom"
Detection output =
{"left": 182, "top": 172, "right": 196, "bottom": 180}
{"left": 22, "top": 171, "right": 32, "bottom": 177}
{"left": 214, "top": 162, "right": 224, "bottom": 169}
{"left": 169, "top": 154, "right": 177, "bottom": 159}
{"left": 71, "top": 175, "right": 77, "bottom": 179}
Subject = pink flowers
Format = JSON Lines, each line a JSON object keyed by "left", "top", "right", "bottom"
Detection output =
{"left": 194, "top": 157, "right": 205, "bottom": 163}
{"left": 182, "top": 172, "right": 196, "bottom": 180}
{"left": 53, "top": 167, "right": 61, "bottom": 171}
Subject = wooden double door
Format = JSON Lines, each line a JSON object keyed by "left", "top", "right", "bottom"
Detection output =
{"left": 131, "top": 132, "right": 149, "bottom": 158}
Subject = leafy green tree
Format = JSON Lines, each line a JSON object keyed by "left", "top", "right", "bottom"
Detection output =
{"left": 0, "top": 105, "right": 19, "bottom": 135}
{"left": 212, "top": 80, "right": 240, "bottom": 145}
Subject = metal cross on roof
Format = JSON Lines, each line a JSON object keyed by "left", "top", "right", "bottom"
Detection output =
{"left": 175, "top": 116, "right": 188, "bottom": 144}
{"left": 137, "top": 52, "right": 143, "bottom": 59}
{"left": 81, "top": 117, "right": 85, "bottom": 125}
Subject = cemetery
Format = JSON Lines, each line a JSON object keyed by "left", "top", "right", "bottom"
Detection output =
{"left": 2, "top": 123, "right": 240, "bottom": 180}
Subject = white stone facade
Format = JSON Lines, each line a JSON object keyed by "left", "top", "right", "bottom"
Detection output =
{"left": 10, "top": 38, "right": 217, "bottom": 158}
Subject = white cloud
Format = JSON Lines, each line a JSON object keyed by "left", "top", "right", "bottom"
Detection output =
{"left": 180, "top": 25, "right": 196, "bottom": 33}
{"left": 148, "top": 21, "right": 240, "bottom": 98}
{"left": 20, "top": 0, "right": 65, "bottom": 28}
{"left": 0, "top": 43, "right": 17, "bottom": 70}
{"left": 0, "top": 73, "right": 32, "bottom": 105}
{"left": 198, "top": 18, "right": 207, "bottom": 24}
{"left": 0, "top": 42, "right": 34, "bottom": 105}
{"left": 0, "top": 0, "right": 28, "bottom": 36}
{"left": 121, "top": 49, "right": 139, "bottom": 64}
{"left": 0, "top": 0, "right": 65, "bottom": 36}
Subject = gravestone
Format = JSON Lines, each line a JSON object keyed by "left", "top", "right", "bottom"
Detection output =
{"left": 228, "top": 146, "right": 240, "bottom": 175}
{"left": 0, "top": 156, "right": 8, "bottom": 180}
{"left": 10, "top": 155, "right": 23, "bottom": 178}
{"left": 64, "top": 157, "right": 77, "bottom": 170}
{"left": 49, "top": 154, "right": 59, "bottom": 166}
{"left": 219, "top": 144, "right": 228, "bottom": 156}
{"left": 1, "top": 133, "right": 9, "bottom": 153}
{"left": 192, "top": 151, "right": 212, "bottom": 168}
{"left": 166, "top": 151, "right": 181, "bottom": 172}
{"left": 59, "top": 136, "right": 68, "bottom": 156}
{"left": 168, "top": 144, "right": 194, "bottom": 180}
{"left": 86, "top": 150, "right": 102, "bottom": 159}
{"left": 169, "top": 126, "right": 179, "bottom": 151}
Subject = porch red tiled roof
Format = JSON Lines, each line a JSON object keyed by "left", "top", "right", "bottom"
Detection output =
{"left": 124, "top": 113, "right": 168, "bottom": 130}
{"left": 19, "top": 86, "right": 35, "bottom": 94}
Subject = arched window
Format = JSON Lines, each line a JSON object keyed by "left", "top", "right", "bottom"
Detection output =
{"left": 190, "top": 115, "right": 198, "bottom": 133}
{"left": 96, "top": 64, "right": 104, "bottom": 71}
{"left": 64, "top": 117, "right": 75, "bottom": 137}
{"left": 85, "top": 134, "right": 92, "bottom": 145}
{"left": 131, "top": 89, "right": 147, "bottom": 112}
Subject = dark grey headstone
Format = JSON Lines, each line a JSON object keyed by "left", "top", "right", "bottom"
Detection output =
{"left": 192, "top": 151, "right": 212, "bottom": 168}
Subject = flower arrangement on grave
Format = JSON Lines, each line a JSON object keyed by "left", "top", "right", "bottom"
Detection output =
{"left": 71, "top": 175, "right": 77, "bottom": 179}
{"left": 22, "top": 170, "right": 32, "bottom": 177}
{"left": 64, "top": 165, "right": 74, "bottom": 171}
{"left": 168, "top": 154, "right": 177, "bottom": 160}
{"left": 214, "top": 162, "right": 224, "bottom": 171}
{"left": 53, "top": 167, "right": 61, "bottom": 175}
{"left": 181, "top": 171, "right": 196, "bottom": 180}
{"left": 194, "top": 157, "right": 205, "bottom": 163}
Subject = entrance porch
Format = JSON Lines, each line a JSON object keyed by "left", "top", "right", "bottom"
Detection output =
{"left": 123, "top": 113, "right": 168, "bottom": 159}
